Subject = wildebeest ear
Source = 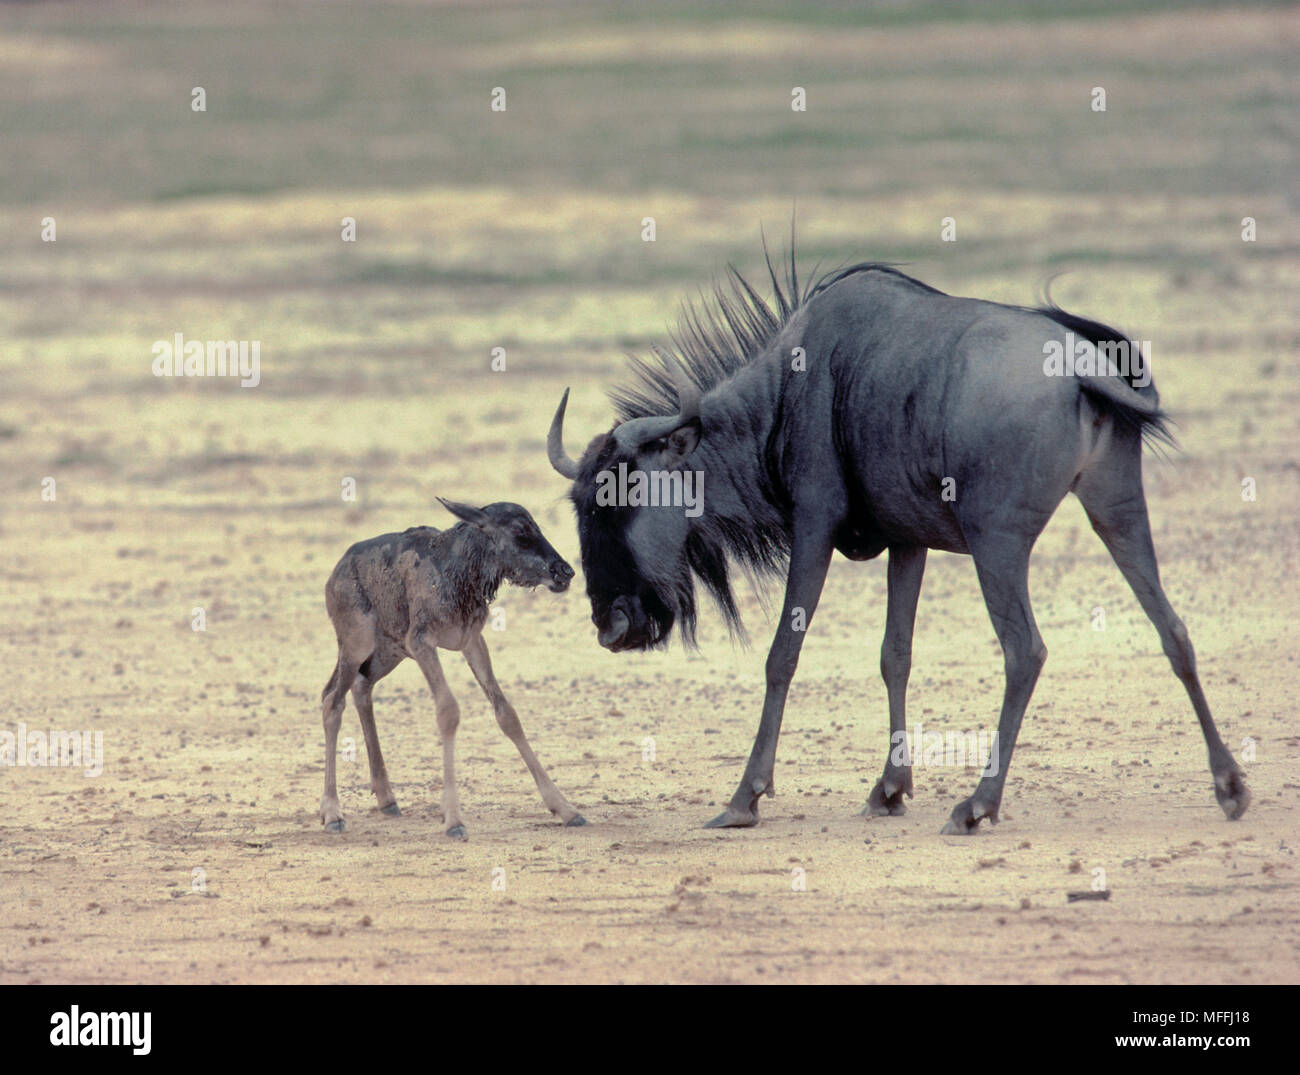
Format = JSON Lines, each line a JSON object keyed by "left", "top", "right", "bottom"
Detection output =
{"left": 652, "top": 417, "right": 701, "bottom": 469}
{"left": 437, "top": 497, "right": 492, "bottom": 529}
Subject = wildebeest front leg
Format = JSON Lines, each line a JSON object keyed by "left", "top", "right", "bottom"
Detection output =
{"left": 462, "top": 632, "right": 586, "bottom": 827}
{"left": 706, "top": 526, "right": 836, "bottom": 829}
{"left": 864, "top": 544, "right": 926, "bottom": 817}
{"left": 941, "top": 537, "right": 1044, "bottom": 835}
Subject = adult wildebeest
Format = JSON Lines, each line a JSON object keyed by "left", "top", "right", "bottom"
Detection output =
{"left": 547, "top": 248, "right": 1250, "bottom": 834}
{"left": 318, "top": 499, "right": 585, "bottom": 837}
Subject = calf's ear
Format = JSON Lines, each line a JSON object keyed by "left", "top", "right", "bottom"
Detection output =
{"left": 437, "top": 497, "right": 492, "bottom": 529}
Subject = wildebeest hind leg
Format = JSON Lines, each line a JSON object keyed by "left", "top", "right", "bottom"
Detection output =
{"left": 320, "top": 646, "right": 367, "bottom": 832}
{"left": 941, "top": 538, "right": 1044, "bottom": 836}
{"left": 1076, "top": 462, "right": 1249, "bottom": 820}
{"left": 351, "top": 647, "right": 403, "bottom": 817}
{"left": 864, "top": 545, "right": 926, "bottom": 817}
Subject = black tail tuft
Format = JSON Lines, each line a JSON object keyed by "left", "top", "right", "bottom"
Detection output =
{"left": 1035, "top": 302, "right": 1177, "bottom": 456}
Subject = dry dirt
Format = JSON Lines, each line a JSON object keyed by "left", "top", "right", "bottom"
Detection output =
{"left": 3, "top": 305, "right": 1297, "bottom": 983}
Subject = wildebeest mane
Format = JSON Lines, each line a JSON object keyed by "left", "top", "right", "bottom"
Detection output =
{"left": 610, "top": 240, "right": 938, "bottom": 422}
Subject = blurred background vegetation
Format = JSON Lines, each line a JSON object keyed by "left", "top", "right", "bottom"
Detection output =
{"left": 0, "top": 0, "right": 1294, "bottom": 538}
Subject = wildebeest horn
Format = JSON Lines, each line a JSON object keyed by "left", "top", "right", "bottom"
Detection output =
{"left": 547, "top": 388, "right": 580, "bottom": 480}
{"left": 613, "top": 361, "right": 703, "bottom": 451}
{"left": 673, "top": 360, "right": 701, "bottom": 424}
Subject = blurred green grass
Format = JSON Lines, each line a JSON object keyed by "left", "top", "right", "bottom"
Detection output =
{"left": 0, "top": 0, "right": 1295, "bottom": 514}
{"left": 0, "top": 0, "right": 1294, "bottom": 205}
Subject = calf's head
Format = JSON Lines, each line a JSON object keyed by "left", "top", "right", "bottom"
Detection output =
{"left": 437, "top": 499, "right": 574, "bottom": 593}
{"left": 546, "top": 380, "right": 704, "bottom": 651}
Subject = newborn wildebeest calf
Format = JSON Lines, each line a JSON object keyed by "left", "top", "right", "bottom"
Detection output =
{"left": 319, "top": 498, "right": 585, "bottom": 837}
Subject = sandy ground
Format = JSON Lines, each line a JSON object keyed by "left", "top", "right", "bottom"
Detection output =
{"left": 3, "top": 331, "right": 1296, "bottom": 982}
{"left": 1, "top": 1, "right": 1297, "bottom": 983}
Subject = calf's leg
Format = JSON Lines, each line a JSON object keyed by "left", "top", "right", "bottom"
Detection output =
{"left": 407, "top": 632, "right": 468, "bottom": 838}
{"left": 351, "top": 647, "right": 403, "bottom": 816}
{"left": 462, "top": 632, "right": 585, "bottom": 826}
{"left": 321, "top": 634, "right": 372, "bottom": 832}
{"left": 321, "top": 653, "right": 354, "bottom": 832}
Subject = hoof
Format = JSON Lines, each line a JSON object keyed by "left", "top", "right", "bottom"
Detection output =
{"left": 940, "top": 797, "right": 997, "bottom": 835}
{"left": 380, "top": 803, "right": 401, "bottom": 817}
{"left": 445, "top": 824, "right": 468, "bottom": 841}
{"left": 564, "top": 814, "right": 588, "bottom": 827}
{"left": 863, "top": 776, "right": 912, "bottom": 817}
{"left": 1215, "top": 769, "right": 1251, "bottom": 820}
{"left": 865, "top": 800, "right": 908, "bottom": 817}
{"left": 324, "top": 819, "right": 345, "bottom": 834}
{"left": 704, "top": 806, "right": 759, "bottom": 829}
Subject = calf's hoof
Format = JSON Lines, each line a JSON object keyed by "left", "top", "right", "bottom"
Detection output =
{"left": 324, "top": 819, "right": 346, "bottom": 834}
{"left": 564, "top": 814, "right": 588, "bottom": 827}
{"left": 445, "top": 824, "right": 468, "bottom": 841}
{"left": 380, "top": 803, "right": 401, "bottom": 817}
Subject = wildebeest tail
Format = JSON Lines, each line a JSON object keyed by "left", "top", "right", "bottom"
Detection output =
{"left": 321, "top": 663, "right": 341, "bottom": 702}
{"left": 1076, "top": 369, "right": 1175, "bottom": 452}
{"left": 1036, "top": 303, "right": 1177, "bottom": 453}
